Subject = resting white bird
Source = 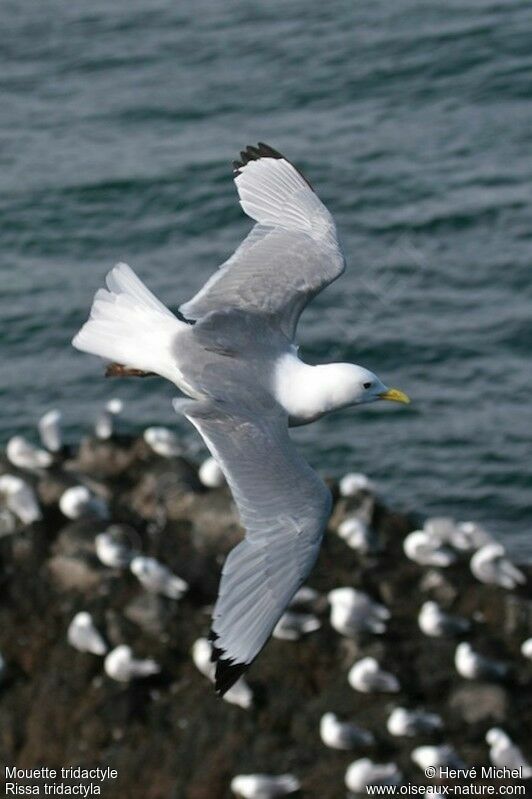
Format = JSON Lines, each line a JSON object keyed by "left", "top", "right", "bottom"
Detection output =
{"left": 6, "top": 435, "right": 53, "bottom": 470}
{"left": 454, "top": 642, "right": 508, "bottom": 681}
{"left": 272, "top": 610, "right": 321, "bottom": 641}
{"left": 470, "top": 543, "right": 526, "bottom": 590}
{"left": 0, "top": 474, "right": 42, "bottom": 526}
{"left": 94, "top": 528, "right": 136, "bottom": 569}
{"left": 387, "top": 706, "right": 443, "bottom": 737}
{"left": 403, "top": 530, "right": 456, "bottom": 567}
{"left": 72, "top": 142, "right": 409, "bottom": 694}
{"left": 328, "top": 587, "right": 390, "bottom": 636}
{"left": 345, "top": 759, "right": 401, "bottom": 793}
{"left": 320, "top": 712, "right": 374, "bottom": 749}
{"left": 230, "top": 774, "right": 300, "bottom": 799}
{"left": 486, "top": 728, "right": 532, "bottom": 776}
{"left": 59, "top": 485, "right": 108, "bottom": 520}
{"left": 104, "top": 645, "right": 160, "bottom": 682}
{"left": 130, "top": 555, "right": 188, "bottom": 599}
{"left": 198, "top": 455, "right": 226, "bottom": 488}
{"left": 67, "top": 612, "right": 108, "bottom": 656}
{"left": 336, "top": 516, "right": 375, "bottom": 554}
{"left": 418, "top": 601, "right": 470, "bottom": 638}
{"left": 339, "top": 472, "right": 375, "bottom": 497}
{"left": 411, "top": 744, "right": 464, "bottom": 771}
{"left": 94, "top": 398, "right": 123, "bottom": 440}
{"left": 143, "top": 426, "right": 182, "bottom": 458}
{"left": 521, "top": 638, "right": 532, "bottom": 660}
{"left": 38, "top": 409, "right": 62, "bottom": 453}
{"left": 348, "top": 656, "right": 400, "bottom": 693}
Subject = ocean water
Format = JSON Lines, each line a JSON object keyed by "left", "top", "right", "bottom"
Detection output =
{"left": 2, "top": 0, "right": 531, "bottom": 555}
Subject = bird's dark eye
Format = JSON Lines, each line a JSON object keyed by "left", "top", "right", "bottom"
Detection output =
{"left": 363, "top": 382, "right": 372, "bottom": 389}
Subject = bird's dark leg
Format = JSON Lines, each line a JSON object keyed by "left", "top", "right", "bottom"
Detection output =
{"left": 105, "top": 363, "right": 156, "bottom": 378}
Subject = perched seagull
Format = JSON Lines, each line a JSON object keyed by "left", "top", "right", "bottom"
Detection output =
{"left": 418, "top": 601, "right": 470, "bottom": 638}
{"left": 454, "top": 642, "right": 508, "bottom": 681}
{"left": 288, "top": 586, "right": 320, "bottom": 608}
{"left": 72, "top": 142, "right": 409, "bottom": 694}
{"left": 339, "top": 472, "right": 375, "bottom": 497}
{"left": 6, "top": 436, "right": 53, "bottom": 470}
{"left": 470, "top": 543, "right": 526, "bottom": 590}
{"left": 59, "top": 485, "right": 109, "bottom": 520}
{"left": 67, "top": 612, "right": 108, "bottom": 656}
{"left": 485, "top": 728, "right": 532, "bottom": 776}
{"left": 143, "top": 426, "right": 182, "bottom": 458}
{"left": 94, "top": 398, "right": 123, "bottom": 440}
{"left": 345, "top": 759, "right": 401, "bottom": 793}
{"left": 130, "top": 555, "right": 188, "bottom": 599}
{"left": 454, "top": 521, "right": 493, "bottom": 550}
{"left": 403, "top": 530, "right": 457, "bottom": 568}
{"left": 521, "top": 638, "right": 532, "bottom": 660}
{"left": 104, "top": 645, "right": 160, "bottom": 682}
{"left": 387, "top": 706, "right": 443, "bottom": 737}
{"left": 272, "top": 610, "right": 321, "bottom": 641}
{"left": 336, "top": 516, "right": 376, "bottom": 554}
{"left": 328, "top": 587, "right": 390, "bottom": 636}
{"left": 94, "top": 527, "right": 136, "bottom": 569}
{"left": 320, "top": 712, "right": 374, "bottom": 750}
{"left": 191, "top": 638, "right": 253, "bottom": 710}
{"left": 0, "top": 474, "right": 42, "bottom": 526}
{"left": 38, "top": 409, "right": 62, "bottom": 453}
{"left": 198, "top": 455, "right": 226, "bottom": 488}
{"left": 230, "top": 774, "right": 300, "bottom": 799}
{"left": 411, "top": 744, "right": 464, "bottom": 771}
{"left": 348, "top": 657, "right": 400, "bottom": 693}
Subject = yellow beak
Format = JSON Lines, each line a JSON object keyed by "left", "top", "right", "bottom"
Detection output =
{"left": 379, "top": 387, "right": 411, "bottom": 404}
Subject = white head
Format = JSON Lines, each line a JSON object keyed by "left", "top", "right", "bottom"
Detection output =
{"left": 316, "top": 363, "right": 410, "bottom": 411}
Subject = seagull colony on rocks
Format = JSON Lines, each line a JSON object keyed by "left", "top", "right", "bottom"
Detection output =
{"left": 72, "top": 143, "right": 410, "bottom": 694}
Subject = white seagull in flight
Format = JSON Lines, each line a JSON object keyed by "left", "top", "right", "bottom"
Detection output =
{"left": 73, "top": 143, "right": 410, "bottom": 694}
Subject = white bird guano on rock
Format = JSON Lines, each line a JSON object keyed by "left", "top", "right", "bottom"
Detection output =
{"left": 230, "top": 774, "right": 300, "bottom": 799}
{"left": 6, "top": 435, "right": 53, "bottom": 470}
{"left": 67, "top": 612, "right": 108, "bottom": 656}
{"left": 418, "top": 601, "right": 470, "bottom": 638}
{"left": 72, "top": 142, "right": 409, "bottom": 695}
{"left": 198, "top": 455, "right": 226, "bottom": 488}
{"left": 143, "top": 426, "right": 182, "bottom": 458}
{"left": 0, "top": 474, "right": 42, "bottom": 526}
{"left": 328, "top": 587, "right": 390, "bottom": 637}
{"left": 38, "top": 409, "right": 62, "bottom": 452}
{"left": 486, "top": 728, "right": 532, "bottom": 776}
{"left": 387, "top": 706, "right": 443, "bottom": 737}
{"left": 470, "top": 543, "right": 526, "bottom": 590}
{"left": 191, "top": 638, "right": 253, "bottom": 710}
{"left": 345, "top": 759, "right": 401, "bottom": 793}
{"left": 320, "top": 712, "right": 374, "bottom": 750}
{"left": 454, "top": 642, "right": 508, "bottom": 681}
{"left": 104, "top": 645, "right": 160, "bottom": 683}
{"left": 130, "top": 555, "right": 188, "bottom": 599}
{"left": 348, "top": 656, "right": 400, "bottom": 694}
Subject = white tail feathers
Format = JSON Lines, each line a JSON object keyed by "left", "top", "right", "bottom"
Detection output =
{"left": 72, "top": 263, "right": 184, "bottom": 384}
{"left": 234, "top": 150, "right": 332, "bottom": 238}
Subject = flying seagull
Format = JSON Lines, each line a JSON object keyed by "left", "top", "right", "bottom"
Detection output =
{"left": 73, "top": 142, "right": 410, "bottom": 693}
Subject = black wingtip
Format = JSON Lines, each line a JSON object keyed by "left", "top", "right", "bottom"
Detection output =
{"left": 232, "top": 142, "right": 314, "bottom": 190}
{"left": 232, "top": 142, "right": 284, "bottom": 175}
{"left": 208, "top": 630, "right": 248, "bottom": 696}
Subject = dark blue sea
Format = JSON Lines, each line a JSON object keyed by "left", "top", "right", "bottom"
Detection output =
{"left": 2, "top": 0, "right": 531, "bottom": 555}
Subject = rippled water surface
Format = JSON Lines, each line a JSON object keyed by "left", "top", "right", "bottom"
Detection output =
{"left": 2, "top": 0, "right": 531, "bottom": 554}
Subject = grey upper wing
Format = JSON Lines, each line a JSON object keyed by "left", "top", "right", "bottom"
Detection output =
{"left": 174, "top": 395, "right": 332, "bottom": 694}
{"left": 180, "top": 144, "right": 345, "bottom": 341}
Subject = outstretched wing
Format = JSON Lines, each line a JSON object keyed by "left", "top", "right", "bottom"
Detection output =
{"left": 173, "top": 395, "right": 332, "bottom": 694}
{"left": 180, "top": 143, "right": 345, "bottom": 341}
